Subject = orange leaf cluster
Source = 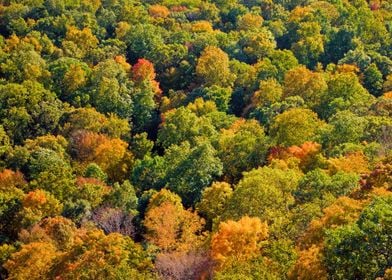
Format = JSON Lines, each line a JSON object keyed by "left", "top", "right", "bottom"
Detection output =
{"left": 0, "top": 169, "right": 26, "bottom": 191}
{"left": 144, "top": 196, "right": 205, "bottom": 252}
{"left": 211, "top": 216, "right": 268, "bottom": 268}
{"left": 149, "top": 5, "right": 170, "bottom": 18}
{"left": 268, "top": 141, "right": 321, "bottom": 170}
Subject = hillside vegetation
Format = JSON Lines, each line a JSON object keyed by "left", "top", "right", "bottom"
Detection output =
{"left": 0, "top": 0, "right": 391, "bottom": 279}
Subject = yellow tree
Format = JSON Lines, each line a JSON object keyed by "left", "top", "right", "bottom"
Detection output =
{"left": 211, "top": 216, "right": 269, "bottom": 268}
{"left": 283, "top": 66, "right": 327, "bottom": 109}
{"left": 196, "top": 46, "right": 234, "bottom": 87}
{"left": 237, "top": 13, "right": 263, "bottom": 31}
{"left": 252, "top": 78, "right": 283, "bottom": 108}
{"left": 288, "top": 245, "right": 328, "bottom": 280}
{"left": 3, "top": 242, "right": 59, "bottom": 280}
{"left": 62, "top": 26, "right": 98, "bottom": 59}
{"left": 144, "top": 190, "right": 205, "bottom": 252}
{"left": 17, "top": 189, "right": 63, "bottom": 229}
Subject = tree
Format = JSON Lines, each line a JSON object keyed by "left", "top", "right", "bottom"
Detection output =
{"left": 124, "top": 23, "right": 165, "bottom": 62}
{"left": 196, "top": 46, "right": 233, "bottom": 87}
{"left": 105, "top": 180, "right": 138, "bottom": 214}
{"left": 323, "top": 110, "right": 367, "bottom": 148}
{"left": 148, "top": 5, "right": 170, "bottom": 18}
{"left": 157, "top": 107, "right": 216, "bottom": 149}
{"left": 131, "top": 155, "right": 167, "bottom": 192}
{"left": 0, "top": 81, "right": 63, "bottom": 144}
{"left": 48, "top": 57, "right": 91, "bottom": 105}
{"left": 268, "top": 49, "right": 299, "bottom": 82}
{"left": 84, "top": 163, "right": 107, "bottom": 182}
{"left": 28, "top": 148, "right": 76, "bottom": 202}
{"left": 270, "top": 108, "right": 326, "bottom": 147}
{"left": 62, "top": 26, "right": 98, "bottom": 59}
{"left": 319, "top": 72, "right": 374, "bottom": 118}
{"left": 291, "top": 21, "right": 324, "bottom": 67}
{"left": 0, "top": 169, "right": 26, "bottom": 241}
{"left": 324, "top": 195, "right": 392, "bottom": 279}
{"left": 268, "top": 141, "right": 322, "bottom": 172}
{"left": 69, "top": 131, "right": 131, "bottom": 182}
{"left": 217, "top": 119, "right": 269, "bottom": 182}
{"left": 131, "top": 58, "right": 161, "bottom": 94}
{"left": 131, "top": 82, "right": 159, "bottom": 133}
{"left": 328, "top": 152, "right": 369, "bottom": 175}
{"left": 222, "top": 166, "right": 301, "bottom": 231}
{"left": 252, "top": 78, "right": 283, "bottom": 108}
{"left": 61, "top": 107, "right": 130, "bottom": 139}
{"left": 211, "top": 216, "right": 269, "bottom": 268}
{"left": 3, "top": 242, "right": 60, "bottom": 280}
{"left": 294, "top": 169, "right": 359, "bottom": 203}
{"left": 75, "top": 177, "right": 109, "bottom": 208}
{"left": 17, "top": 189, "right": 63, "bottom": 229}
{"left": 89, "top": 58, "right": 134, "bottom": 119}
{"left": 283, "top": 66, "right": 327, "bottom": 109}
{"left": 363, "top": 63, "right": 383, "bottom": 97}
{"left": 54, "top": 230, "right": 154, "bottom": 279}
{"left": 299, "top": 196, "right": 365, "bottom": 248}
{"left": 144, "top": 191, "right": 205, "bottom": 252}
{"left": 0, "top": 37, "right": 50, "bottom": 83}
{"left": 155, "top": 250, "right": 213, "bottom": 280}
{"left": 240, "top": 28, "right": 276, "bottom": 63}
{"left": 196, "top": 182, "right": 233, "bottom": 227}
{"left": 237, "top": 13, "right": 263, "bottom": 31}
{"left": 92, "top": 207, "right": 135, "bottom": 237}
{"left": 288, "top": 245, "right": 328, "bottom": 280}
{"left": 198, "top": 86, "right": 232, "bottom": 112}
{"left": 164, "top": 141, "right": 223, "bottom": 206}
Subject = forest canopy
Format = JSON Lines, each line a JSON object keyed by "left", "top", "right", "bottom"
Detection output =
{"left": 0, "top": 0, "right": 391, "bottom": 279}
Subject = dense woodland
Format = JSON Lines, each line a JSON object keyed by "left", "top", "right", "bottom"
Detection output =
{"left": 0, "top": 0, "right": 391, "bottom": 279}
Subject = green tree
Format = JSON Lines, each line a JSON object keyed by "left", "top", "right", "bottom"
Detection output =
{"left": 363, "top": 63, "right": 383, "bottom": 97}
{"left": 0, "top": 81, "right": 63, "bottom": 144}
{"left": 89, "top": 58, "right": 134, "bottom": 119}
{"left": 217, "top": 119, "right": 270, "bottom": 182}
{"left": 322, "top": 111, "right": 367, "bottom": 148}
{"left": 222, "top": 166, "right": 301, "bottom": 232}
{"left": 324, "top": 195, "right": 392, "bottom": 279}
{"left": 164, "top": 141, "right": 223, "bottom": 206}
{"left": 28, "top": 148, "right": 76, "bottom": 202}
{"left": 157, "top": 107, "right": 216, "bottom": 149}
{"left": 319, "top": 72, "right": 374, "bottom": 118}
{"left": 294, "top": 169, "right": 359, "bottom": 203}
{"left": 270, "top": 108, "right": 326, "bottom": 147}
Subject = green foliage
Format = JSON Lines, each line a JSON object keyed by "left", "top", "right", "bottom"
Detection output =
{"left": 28, "top": 148, "right": 76, "bottom": 202}
{"left": 222, "top": 166, "right": 301, "bottom": 230}
{"left": 218, "top": 119, "right": 269, "bottom": 181}
{"left": 84, "top": 163, "right": 107, "bottom": 182}
{"left": 157, "top": 107, "right": 217, "bottom": 148}
{"left": 294, "top": 169, "right": 359, "bottom": 203}
{"left": 164, "top": 141, "right": 223, "bottom": 206}
{"left": 0, "top": 81, "right": 63, "bottom": 144}
{"left": 319, "top": 72, "right": 374, "bottom": 118}
{"left": 106, "top": 180, "right": 138, "bottom": 214}
{"left": 325, "top": 195, "right": 392, "bottom": 279}
{"left": 270, "top": 108, "right": 326, "bottom": 147}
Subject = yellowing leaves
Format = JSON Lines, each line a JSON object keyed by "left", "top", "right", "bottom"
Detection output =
{"left": 211, "top": 216, "right": 269, "bottom": 268}
{"left": 144, "top": 190, "right": 205, "bottom": 253}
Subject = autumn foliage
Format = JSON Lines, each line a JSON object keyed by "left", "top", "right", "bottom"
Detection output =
{"left": 211, "top": 216, "right": 269, "bottom": 268}
{"left": 0, "top": 0, "right": 390, "bottom": 278}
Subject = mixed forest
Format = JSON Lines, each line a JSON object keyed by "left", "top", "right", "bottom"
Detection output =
{"left": 0, "top": 0, "right": 391, "bottom": 279}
